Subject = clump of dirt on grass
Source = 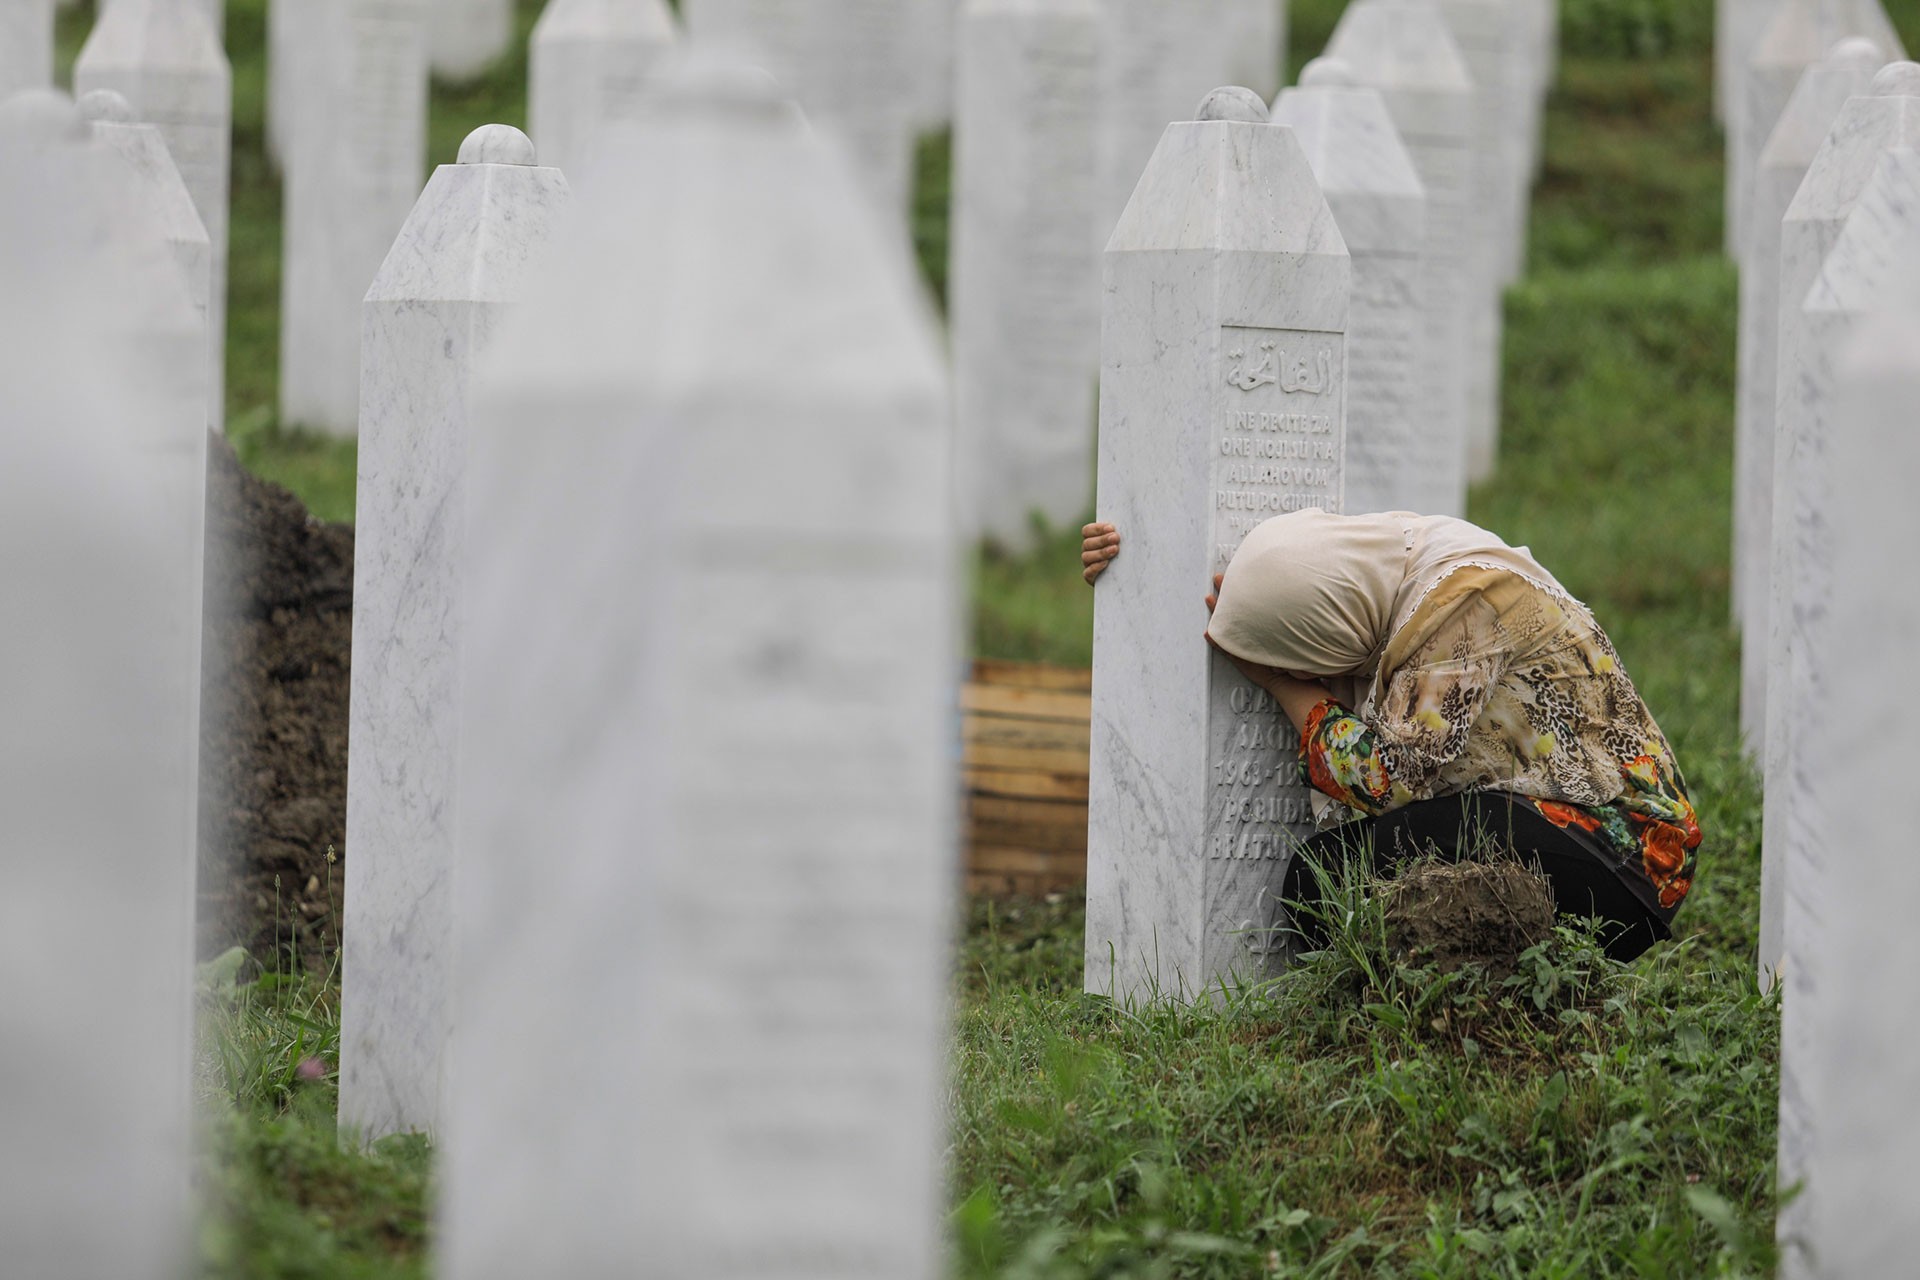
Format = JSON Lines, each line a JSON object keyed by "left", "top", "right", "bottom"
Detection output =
{"left": 197, "top": 433, "right": 353, "bottom": 972}
{"left": 1382, "top": 861, "right": 1554, "bottom": 982}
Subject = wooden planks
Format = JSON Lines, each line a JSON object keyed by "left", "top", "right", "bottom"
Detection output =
{"left": 963, "top": 660, "right": 1091, "bottom": 897}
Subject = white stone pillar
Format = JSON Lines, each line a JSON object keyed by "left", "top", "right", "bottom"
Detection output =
{"left": 1758, "top": 64, "right": 1920, "bottom": 993}
{"left": 279, "top": 0, "right": 429, "bottom": 436}
{"left": 1721, "top": 0, "right": 1783, "bottom": 126}
{"left": 1224, "top": 0, "right": 1287, "bottom": 102}
{"left": 1802, "top": 255, "right": 1920, "bottom": 1280}
{"left": 681, "top": 0, "right": 923, "bottom": 215}
{"left": 1272, "top": 59, "right": 1428, "bottom": 518}
{"left": 339, "top": 125, "right": 571, "bottom": 1148}
{"left": 950, "top": 0, "right": 1099, "bottom": 550}
{"left": 911, "top": 0, "right": 957, "bottom": 130}
{"left": 0, "top": 0, "right": 53, "bottom": 99}
{"left": 1094, "top": 1, "right": 1286, "bottom": 247}
{"left": 1434, "top": 0, "right": 1521, "bottom": 480}
{"left": 267, "top": 0, "right": 292, "bottom": 167}
{"left": 528, "top": 0, "right": 677, "bottom": 179}
{"left": 1769, "top": 132, "right": 1920, "bottom": 1277}
{"left": 1735, "top": 0, "right": 1904, "bottom": 259}
{"left": 1085, "top": 87, "right": 1349, "bottom": 1004}
{"left": 430, "top": 0, "right": 512, "bottom": 81}
{"left": 1326, "top": 0, "right": 1476, "bottom": 517}
{"left": 78, "top": 89, "right": 214, "bottom": 430}
{"left": 1733, "top": 37, "right": 1879, "bottom": 697}
{"left": 439, "top": 61, "right": 956, "bottom": 1278}
{"left": 74, "top": 0, "right": 231, "bottom": 429}
{"left": 0, "top": 89, "right": 205, "bottom": 1280}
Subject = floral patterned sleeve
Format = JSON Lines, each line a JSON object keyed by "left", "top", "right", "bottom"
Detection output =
{"left": 1299, "top": 700, "right": 1414, "bottom": 817}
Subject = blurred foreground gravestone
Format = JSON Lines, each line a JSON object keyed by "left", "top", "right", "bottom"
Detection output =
{"left": 0, "top": 0, "right": 51, "bottom": 99}
{"left": 439, "top": 62, "right": 958, "bottom": 1277}
{"left": 1770, "top": 132, "right": 1920, "bottom": 1273}
{"left": 681, "top": 0, "right": 923, "bottom": 215}
{"left": 0, "top": 90, "right": 206, "bottom": 1280}
{"left": 1325, "top": 0, "right": 1475, "bottom": 516}
{"left": 1271, "top": 58, "right": 1428, "bottom": 517}
{"left": 1800, "top": 258, "right": 1920, "bottom": 1280}
{"left": 279, "top": 0, "right": 428, "bottom": 436}
{"left": 1733, "top": 37, "right": 1879, "bottom": 673}
{"left": 1759, "top": 62, "right": 1920, "bottom": 988}
{"left": 1084, "top": 88, "right": 1349, "bottom": 1004}
{"left": 74, "top": 0, "right": 230, "bottom": 429}
{"left": 949, "top": 0, "right": 1099, "bottom": 551}
{"left": 528, "top": 0, "right": 677, "bottom": 178}
{"left": 339, "top": 126, "right": 570, "bottom": 1147}
{"left": 430, "top": 0, "right": 511, "bottom": 80}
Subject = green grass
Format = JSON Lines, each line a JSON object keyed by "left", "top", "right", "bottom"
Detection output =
{"left": 65, "top": 0, "right": 1806, "bottom": 1271}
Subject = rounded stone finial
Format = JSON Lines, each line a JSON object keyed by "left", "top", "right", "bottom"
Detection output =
{"left": 1829, "top": 37, "right": 1883, "bottom": 64}
{"left": 1870, "top": 61, "right": 1920, "bottom": 97}
{"left": 1194, "top": 86, "right": 1270, "bottom": 124}
{"left": 1299, "top": 57, "right": 1358, "bottom": 88}
{"left": 0, "top": 89, "right": 88, "bottom": 143}
{"left": 459, "top": 123, "right": 537, "bottom": 166}
{"left": 76, "top": 90, "right": 135, "bottom": 124}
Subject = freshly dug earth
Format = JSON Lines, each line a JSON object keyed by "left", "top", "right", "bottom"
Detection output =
{"left": 1382, "top": 860, "right": 1555, "bottom": 981}
{"left": 197, "top": 435, "right": 353, "bottom": 972}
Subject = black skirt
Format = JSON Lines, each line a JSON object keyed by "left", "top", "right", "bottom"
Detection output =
{"left": 1280, "top": 791, "right": 1672, "bottom": 962}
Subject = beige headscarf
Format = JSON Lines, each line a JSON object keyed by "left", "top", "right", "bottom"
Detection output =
{"left": 1205, "top": 509, "right": 1558, "bottom": 680}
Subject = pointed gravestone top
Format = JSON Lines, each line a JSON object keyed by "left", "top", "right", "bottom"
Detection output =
{"left": 1272, "top": 61, "right": 1424, "bottom": 247}
{"left": 1326, "top": 0, "right": 1474, "bottom": 101}
{"left": 1788, "top": 59, "right": 1920, "bottom": 227}
{"left": 78, "top": 88, "right": 209, "bottom": 255}
{"left": 1805, "top": 145, "right": 1920, "bottom": 315}
{"left": 73, "top": 0, "right": 222, "bottom": 71}
{"left": 1762, "top": 38, "right": 1888, "bottom": 172}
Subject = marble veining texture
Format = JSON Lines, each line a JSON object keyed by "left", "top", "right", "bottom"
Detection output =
{"left": 1757, "top": 85, "right": 1920, "bottom": 988}
{"left": 0, "top": 105, "right": 206, "bottom": 1280}
{"left": 1736, "top": 0, "right": 1905, "bottom": 258}
{"left": 1433, "top": 0, "right": 1526, "bottom": 480}
{"left": 74, "top": 0, "right": 231, "bottom": 430}
{"left": 682, "top": 0, "right": 924, "bottom": 215}
{"left": 1797, "top": 270, "right": 1920, "bottom": 1280}
{"left": 437, "top": 69, "right": 955, "bottom": 1279}
{"left": 950, "top": 0, "right": 1100, "bottom": 551}
{"left": 1326, "top": 0, "right": 1476, "bottom": 516}
{"left": 279, "top": 0, "right": 429, "bottom": 436}
{"left": 0, "top": 0, "right": 52, "bottom": 99}
{"left": 1087, "top": 117, "right": 1350, "bottom": 1004}
{"left": 1094, "top": 0, "right": 1290, "bottom": 250}
{"left": 429, "top": 0, "right": 511, "bottom": 80}
{"left": 529, "top": 0, "right": 677, "bottom": 180}
{"left": 339, "top": 140, "right": 571, "bottom": 1147}
{"left": 1769, "top": 142, "right": 1920, "bottom": 1277}
{"left": 1734, "top": 40, "right": 1878, "bottom": 747}
{"left": 1271, "top": 82, "right": 1430, "bottom": 518}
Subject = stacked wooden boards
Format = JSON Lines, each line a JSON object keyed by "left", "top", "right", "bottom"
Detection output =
{"left": 962, "top": 660, "right": 1091, "bottom": 896}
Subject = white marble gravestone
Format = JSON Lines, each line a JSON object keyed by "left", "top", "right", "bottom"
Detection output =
{"left": 78, "top": 89, "right": 214, "bottom": 429}
{"left": 681, "top": 0, "right": 923, "bottom": 214}
{"left": 1084, "top": 88, "right": 1349, "bottom": 1004}
{"left": 949, "top": 0, "right": 1099, "bottom": 550}
{"left": 1735, "top": 0, "right": 1904, "bottom": 259}
{"left": 439, "top": 62, "right": 956, "bottom": 1279}
{"left": 1094, "top": 2, "right": 1285, "bottom": 247}
{"left": 1224, "top": 0, "right": 1288, "bottom": 102}
{"left": 74, "top": 0, "right": 231, "bottom": 430}
{"left": 1733, "top": 37, "right": 1879, "bottom": 655}
{"left": 911, "top": 0, "right": 957, "bottom": 129}
{"left": 279, "top": 0, "right": 429, "bottom": 436}
{"left": 339, "top": 125, "right": 571, "bottom": 1147}
{"left": 1757, "top": 63, "right": 1920, "bottom": 987}
{"left": 266, "top": 0, "right": 294, "bottom": 167}
{"left": 528, "top": 0, "right": 677, "bottom": 179}
{"left": 1326, "top": 0, "right": 1476, "bottom": 516}
{"left": 1720, "top": 0, "right": 1781, "bottom": 126}
{"left": 1800, "top": 262, "right": 1920, "bottom": 1280}
{"left": 0, "top": 89, "right": 205, "bottom": 1280}
{"left": 1433, "top": 0, "right": 1520, "bottom": 480}
{"left": 430, "top": 0, "right": 511, "bottom": 80}
{"left": 0, "top": 0, "right": 52, "bottom": 100}
{"left": 1272, "top": 59, "right": 1428, "bottom": 518}
{"left": 1769, "top": 143, "right": 1920, "bottom": 1271}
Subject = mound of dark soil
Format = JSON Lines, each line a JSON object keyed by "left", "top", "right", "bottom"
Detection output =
{"left": 1382, "top": 861, "right": 1554, "bottom": 981}
{"left": 197, "top": 434, "right": 353, "bottom": 971}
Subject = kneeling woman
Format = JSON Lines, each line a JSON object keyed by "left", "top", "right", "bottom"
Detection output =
{"left": 1082, "top": 509, "right": 1699, "bottom": 961}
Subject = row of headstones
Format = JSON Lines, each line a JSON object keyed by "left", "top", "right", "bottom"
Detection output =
{"left": 1719, "top": 12, "right": 1920, "bottom": 1274}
